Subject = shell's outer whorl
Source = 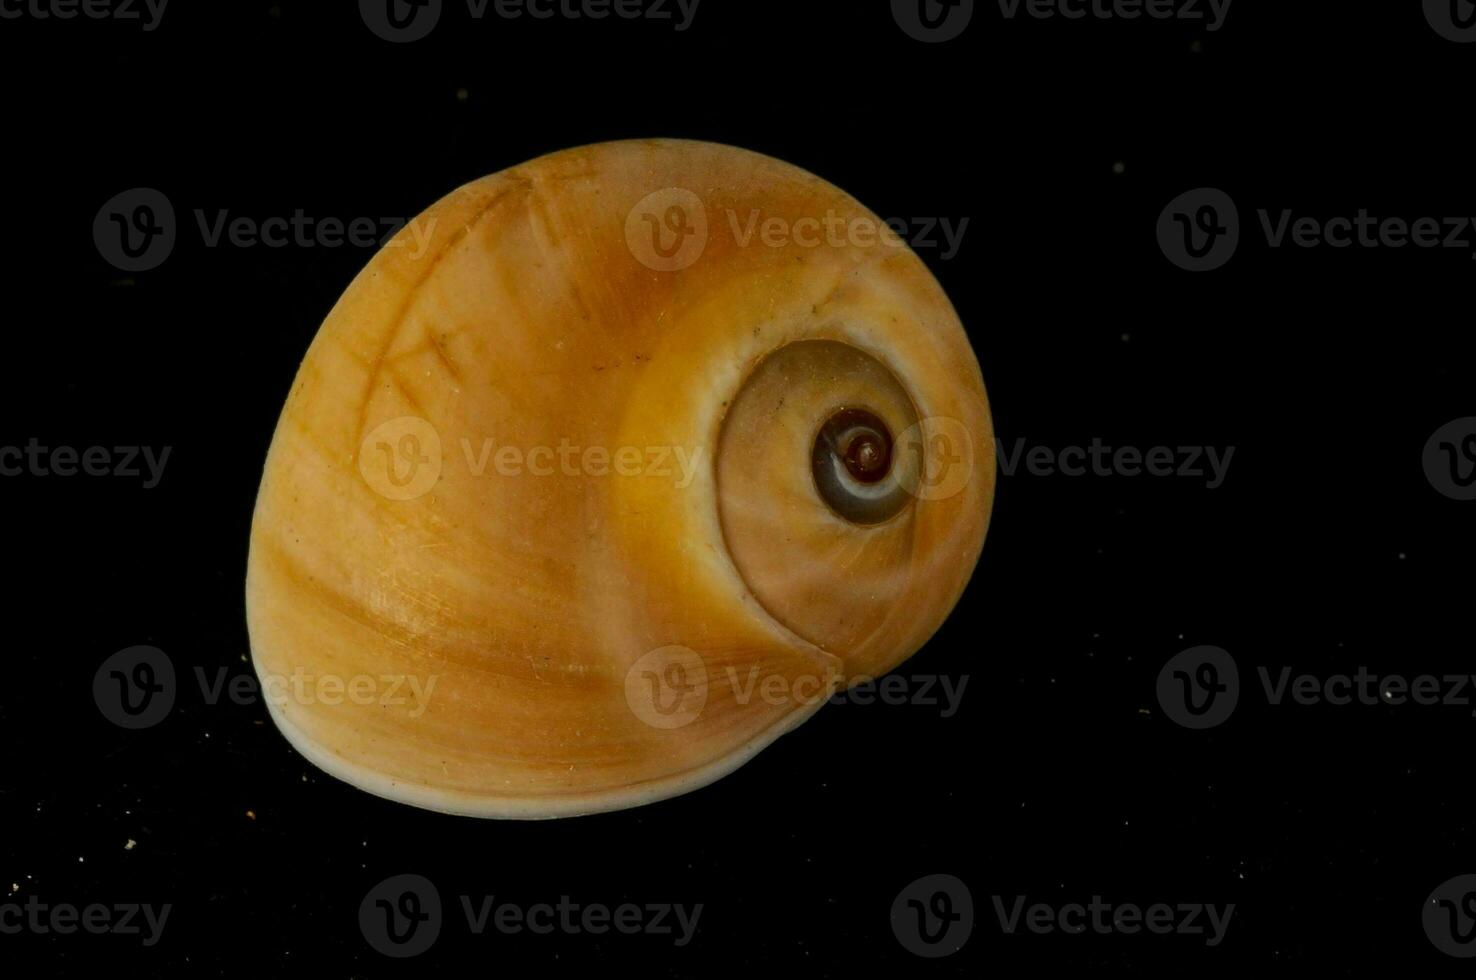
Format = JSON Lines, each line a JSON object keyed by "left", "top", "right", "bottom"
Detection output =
{"left": 245, "top": 139, "right": 994, "bottom": 818}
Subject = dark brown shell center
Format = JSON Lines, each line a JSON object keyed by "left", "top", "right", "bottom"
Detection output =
{"left": 812, "top": 408, "right": 907, "bottom": 524}
{"left": 841, "top": 422, "right": 891, "bottom": 483}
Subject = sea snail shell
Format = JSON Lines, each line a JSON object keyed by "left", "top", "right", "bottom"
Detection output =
{"left": 246, "top": 139, "right": 994, "bottom": 818}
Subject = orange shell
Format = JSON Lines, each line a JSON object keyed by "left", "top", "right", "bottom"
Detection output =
{"left": 246, "top": 139, "right": 994, "bottom": 818}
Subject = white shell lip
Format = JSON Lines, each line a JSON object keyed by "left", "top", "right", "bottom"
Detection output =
{"left": 260, "top": 681, "right": 832, "bottom": 820}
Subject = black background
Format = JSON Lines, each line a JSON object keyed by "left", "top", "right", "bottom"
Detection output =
{"left": 2, "top": 0, "right": 1474, "bottom": 975}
